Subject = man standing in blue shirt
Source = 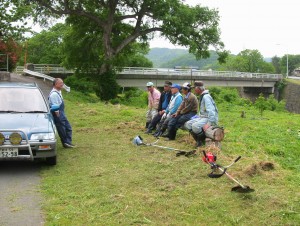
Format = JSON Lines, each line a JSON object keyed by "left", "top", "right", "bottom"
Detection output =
{"left": 48, "top": 78, "right": 74, "bottom": 148}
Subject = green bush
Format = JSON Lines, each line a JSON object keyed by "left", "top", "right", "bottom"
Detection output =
{"left": 94, "top": 71, "right": 120, "bottom": 101}
{"left": 218, "top": 88, "right": 240, "bottom": 104}
{"left": 254, "top": 93, "right": 268, "bottom": 116}
{"left": 64, "top": 74, "right": 95, "bottom": 94}
{"left": 110, "top": 88, "right": 148, "bottom": 108}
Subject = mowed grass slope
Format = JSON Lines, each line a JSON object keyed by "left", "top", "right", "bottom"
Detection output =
{"left": 41, "top": 91, "right": 300, "bottom": 225}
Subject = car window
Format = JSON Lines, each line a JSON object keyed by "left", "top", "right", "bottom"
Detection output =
{"left": 0, "top": 87, "right": 48, "bottom": 112}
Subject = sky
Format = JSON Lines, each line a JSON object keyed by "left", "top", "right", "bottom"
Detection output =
{"left": 150, "top": 0, "right": 300, "bottom": 57}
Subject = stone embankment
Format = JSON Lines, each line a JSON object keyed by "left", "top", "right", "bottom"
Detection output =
{"left": 283, "top": 81, "right": 300, "bottom": 114}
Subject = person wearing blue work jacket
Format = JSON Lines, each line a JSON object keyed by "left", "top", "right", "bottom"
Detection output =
{"left": 185, "top": 81, "right": 219, "bottom": 147}
{"left": 49, "top": 78, "right": 75, "bottom": 148}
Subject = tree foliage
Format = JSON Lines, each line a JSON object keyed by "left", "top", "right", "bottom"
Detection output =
{"left": 0, "top": 38, "right": 21, "bottom": 71}
{"left": 280, "top": 54, "right": 300, "bottom": 76}
{"left": 5, "top": 0, "right": 228, "bottom": 100}
{"left": 16, "top": 0, "right": 227, "bottom": 70}
{"left": 220, "top": 49, "right": 275, "bottom": 73}
{"left": 18, "top": 23, "right": 67, "bottom": 65}
{"left": 0, "top": 0, "right": 32, "bottom": 41}
{"left": 271, "top": 55, "right": 281, "bottom": 74}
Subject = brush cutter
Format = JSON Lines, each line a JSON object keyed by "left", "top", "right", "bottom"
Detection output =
{"left": 132, "top": 135, "right": 196, "bottom": 157}
{"left": 202, "top": 151, "right": 254, "bottom": 193}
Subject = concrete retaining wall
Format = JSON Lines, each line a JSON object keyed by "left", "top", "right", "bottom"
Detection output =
{"left": 283, "top": 81, "right": 300, "bottom": 114}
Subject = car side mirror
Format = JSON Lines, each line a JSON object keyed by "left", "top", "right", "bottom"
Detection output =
{"left": 50, "top": 104, "right": 60, "bottom": 112}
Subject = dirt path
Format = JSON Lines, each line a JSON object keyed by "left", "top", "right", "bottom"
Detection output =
{"left": 0, "top": 73, "right": 53, "bottom": 226}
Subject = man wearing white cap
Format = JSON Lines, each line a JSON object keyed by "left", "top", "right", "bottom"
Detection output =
{"left": 145, "top": 82, "right": 161, "bottom": 130}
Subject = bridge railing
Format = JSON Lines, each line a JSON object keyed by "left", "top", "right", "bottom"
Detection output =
{"left": 16, "top": 65, "right": 74, "bottom": 74}
{"left": 22, "top": 69, "right": 70, "bottom": 92}
{"left": 120, "top": 67, "right": 283, "bottom": 79}
{"left": 16, "top": 65, "right": 283, "bottom": 80}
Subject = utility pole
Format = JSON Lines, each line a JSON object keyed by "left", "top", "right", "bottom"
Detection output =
{"left": 286, "top": 53, "right": 289, "bottom": 78}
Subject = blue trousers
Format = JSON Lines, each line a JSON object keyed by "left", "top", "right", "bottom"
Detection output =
{"left": 168, "top": 112, "right": 197, "bottom": 130}
{"left": 53, "top": 112, "right": 72, "bottom": 145}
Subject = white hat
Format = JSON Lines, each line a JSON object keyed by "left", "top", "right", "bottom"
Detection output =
{"left": 146, "top": 82, "right": 154, "bottom": 87}
{"left": 182, "top": 82, "right": 191, "bottom": 89}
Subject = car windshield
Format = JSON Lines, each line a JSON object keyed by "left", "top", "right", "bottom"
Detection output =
{"left": 0, "top": 87, "right": 48, "bottom": 113}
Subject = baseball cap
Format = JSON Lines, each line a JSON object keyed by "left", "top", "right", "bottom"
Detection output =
{"left": 194, "top": 81, "right": 204, "bottom": 87}
{"left": 171, "top": 84, "right": 181, "bottom": 90}
{"left": 146, "top": 82, "right": 154, "bottom": 87}
{"left": 182, "top": 82, "right": 191, "bottom": 89}
{"left": 164, "top": 81, "right": 172, "bottom": 86}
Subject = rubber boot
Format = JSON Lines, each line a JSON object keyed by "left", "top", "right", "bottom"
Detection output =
{"left": 190, "top": 131, "right": 205, "bottom": 147}
{"left": 166, "top": 128, "right": 177, "bottom": 140}
{"left": 196, "top": 131, "right": 206, "bottom": 147}
{"left": 154, "top": 127, "right": 166, "bottom": 137}
{"left": 145, "top": 121, "right": 155, "bottom": 134}
{"left": 145, "top": 122, "right": 150, "bottom": 129}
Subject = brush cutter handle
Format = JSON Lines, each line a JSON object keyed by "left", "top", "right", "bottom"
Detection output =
{"left": 234, "top": 156, "right": 241, "bottom": 163}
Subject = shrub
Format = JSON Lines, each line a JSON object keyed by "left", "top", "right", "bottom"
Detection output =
{"left": 255, "top": 93, "right": 268, "bottom": 116}
{"left": 113, "top": 88, "right": 148, "bottom": 108}
{"left": 64, "top": 74, "right": 95, "bottom": 94}
{"left": 218, "top": 88, "right": 240, "bottom": 104}
{"left": 94, "top": 70, "right": 120, "bottom": 101}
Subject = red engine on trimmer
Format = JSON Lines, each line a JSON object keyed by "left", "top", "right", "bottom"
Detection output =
{"left": 202, "top": 151, "right": 217, "bottom": 164}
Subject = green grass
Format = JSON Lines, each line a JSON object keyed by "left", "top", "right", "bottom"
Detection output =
{"left": 40, "top": 91, "right": 300, "bottom": 225}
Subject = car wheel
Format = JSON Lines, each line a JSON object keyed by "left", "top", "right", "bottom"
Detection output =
{"left": 46, "top": 156, "right": 57, "bottom": 166}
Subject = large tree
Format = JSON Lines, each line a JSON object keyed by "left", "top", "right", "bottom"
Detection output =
{"left": 7, "top": 0, "right": 227, "bottom": 99}
{"left": 14, "top": 0, "right": 227, "bottom": 71}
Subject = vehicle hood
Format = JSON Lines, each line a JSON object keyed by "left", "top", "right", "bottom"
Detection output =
{"left": 0, "top": 113, "right": 55, "bottom": 137}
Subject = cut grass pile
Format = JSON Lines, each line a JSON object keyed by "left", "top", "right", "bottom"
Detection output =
{"left": 40, "top": 91, "right": 300, "bottom": 225}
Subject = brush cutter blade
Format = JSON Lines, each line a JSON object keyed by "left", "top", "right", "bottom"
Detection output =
{"left": 133, "top": 135, "right": 144, "bottom": 146}
{"left": 231, "top": 185, "right": 255, "bottom": 193}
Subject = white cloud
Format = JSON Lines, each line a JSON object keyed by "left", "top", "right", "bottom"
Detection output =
{"left": 150, "top": 0, "right": 300, "bottom": 57}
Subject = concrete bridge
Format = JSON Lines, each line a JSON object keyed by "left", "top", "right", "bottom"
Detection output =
{"left": 16, "top": 65, "right": 283, "bottom": 93}
{"left": 118, "top": 67, "right": 282, "bottom": 90}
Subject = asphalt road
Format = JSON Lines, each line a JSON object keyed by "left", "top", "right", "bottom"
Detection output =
{"left": 0, "top": 73, "right": 53, "bottom": 226}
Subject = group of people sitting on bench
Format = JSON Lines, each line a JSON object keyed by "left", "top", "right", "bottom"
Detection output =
{"left": 145, "top": 80, "right": 219, "bottom": 147}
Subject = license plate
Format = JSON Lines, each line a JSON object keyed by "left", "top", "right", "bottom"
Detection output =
{"left": 0, "top": 148, "right": 18, "bottom": 157}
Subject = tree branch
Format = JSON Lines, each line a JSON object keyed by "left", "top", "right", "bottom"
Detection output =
{"left": 114, "top": 27, "right": 163, "bottom": 55}
{"left": 34, "top": 0, "right": 106, "bottom": 27}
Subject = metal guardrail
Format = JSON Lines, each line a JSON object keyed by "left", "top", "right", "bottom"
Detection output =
{"left": 15, "top": 65, "right": 73, "bottom": 74}
{"left": 23, "top": 69, "right": 71, "bottom": 92}
{"left": 16, "top": 65, "right": 283, "bottom": 80}
{"left": 120, "top": 67, "right": 283, "bottom": 79}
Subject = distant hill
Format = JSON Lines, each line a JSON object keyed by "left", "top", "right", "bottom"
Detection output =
{"left": 146, "top": 48, "right": 220, "bottom": 69}
{"left": 146, "top": 48, "right": 188, "bottom": 67}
